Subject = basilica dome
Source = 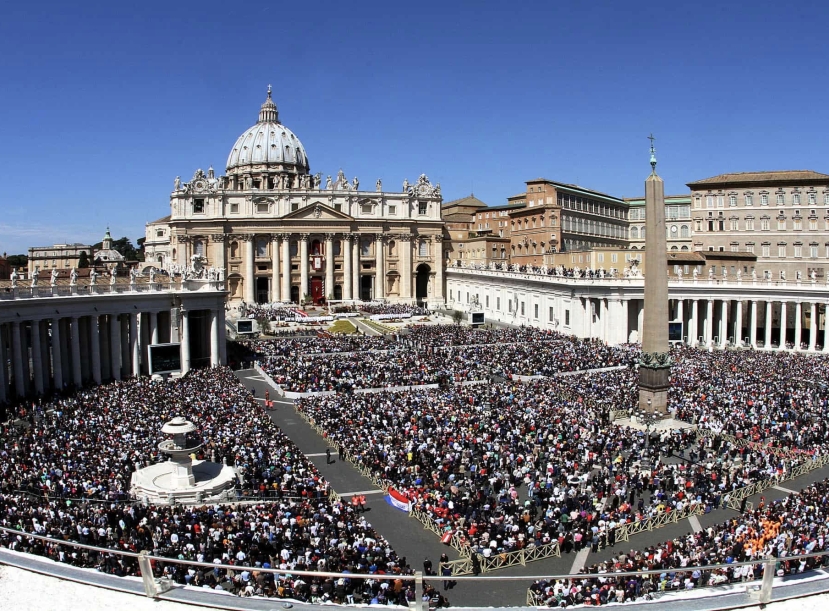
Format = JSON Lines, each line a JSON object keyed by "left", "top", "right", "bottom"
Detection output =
{"left": 225, "top": 88, "right": 310, "bottom": 176}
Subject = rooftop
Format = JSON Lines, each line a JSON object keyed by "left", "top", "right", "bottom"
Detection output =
{"left": 688, "top": 170, "right": 829, "bottom": 188}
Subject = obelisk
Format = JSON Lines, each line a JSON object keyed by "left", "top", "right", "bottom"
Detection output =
{"left": 638, "top": 136, "right": 671, "bottom": 415}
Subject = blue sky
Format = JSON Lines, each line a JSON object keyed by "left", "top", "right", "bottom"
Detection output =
{"left": 1, "top": 0, "right": 827, "bottom": 255}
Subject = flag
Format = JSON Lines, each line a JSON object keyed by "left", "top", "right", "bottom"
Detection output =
{"left": 386, "top": 487, "right": 411, "bottom": 512}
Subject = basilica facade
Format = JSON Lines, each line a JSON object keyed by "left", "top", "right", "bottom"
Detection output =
{"left": 144, "top": 89, "right": 445, "bottom": 306}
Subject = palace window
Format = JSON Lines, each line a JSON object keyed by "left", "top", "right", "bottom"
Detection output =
{"left": 811, "top": 243, "right": 819, "bottom": 258}
{"left": 777, "top": 219, "right": 786, "bottom": 231}
{"left": 809, "top": 193, "right": 816, "bottom": 204}
{"left": 794, "top": 218, "right": 802, "bottom": 230}
{"left": 388, "top": 205, "right": 396, "bottom": 215}
{"left": 256, "top": 202, "right": 269, "bottom": 213}
{"left": 193, "top": 199, "right": 205, "bottom": 214}
{"left": 745, "top": 218, "right": 754, "bottom": 230}
{"left": 745, "top": 194, "right": 753, "bottom": 206}
{"left": 794, "top": 243, "right": 803, "bottom": 258}
{"left": 229, "top": 203, "right": 239, "bottom": 213}
{"left": 761, "top": 218, "right": 770, "bottom": 231}
{"left": 729, "top": 195, "right": 737, "bottom": 207}
{"left": 418, "top": 202, "right": 428, "bottom": 215}
{"left": 681, "top": 225, "right": 689, "bottom": 237}
{"left": 762, "top": 243, "right": 770, "bottom": 257}
{"left": 534, "top": 304, "right": 539, "bottom": 319}
{"left": 810, "top": 218, "right": 818, "bottom": 230}
{"left": 778, "top": 244, "right": 787, "bottom": 258}
{"left": 777, "top": 193, "right": 785, "bottom": 205}
{"left": 361, "top": 203, "right": 373, "bottom": 215}
{"left": 730, "top": 219, "right": 738, "bottom": 231}
{"left": 761, "top": 194, "right": 769, "bottom": 206}
{"left": 793, "top": 193, "right": 801, "bottom": 204}
{"left": 706, "top": 195, "right": 714, "bottom": 208}
{"left": 745, "top": 243, "right": 755, "bottom": 254}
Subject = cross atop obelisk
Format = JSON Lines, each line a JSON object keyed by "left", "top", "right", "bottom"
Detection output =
{"left": 638, "top": 134, "right": 671, "bottom": 415}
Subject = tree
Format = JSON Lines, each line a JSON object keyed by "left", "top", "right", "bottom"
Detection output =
{"left": 77, "top": 251, "right": 90, "bottom": 268}
{"left": 93, "top": 236, "right": 144, "bottom": 262}
{"left": 6, "top": 254, "right": 27, "bottom": 268}
{"left": 452, "top": 310, "right": 463, "bottom": 325}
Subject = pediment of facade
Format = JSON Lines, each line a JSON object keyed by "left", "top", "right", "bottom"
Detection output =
{"left": 281, "top": 202, "right": 354, "bottom": 222}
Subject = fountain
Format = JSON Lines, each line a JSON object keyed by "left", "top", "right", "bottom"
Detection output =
{"left": 130, "top": 416, "right": 238, "bottom": 504}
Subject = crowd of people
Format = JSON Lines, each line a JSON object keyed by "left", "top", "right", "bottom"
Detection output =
{"left": 239, "top": 335, "right": 396, "bottom": 358}
{"left": 237, "top": 303, "right": 302, "bottom": 321}
{"left": 529, "top": 478, "right": 829, "bottom": 606}
{"left": 0, "top": 368, "right": 428, "bottom": 605}
{"left": 293, "top": 343, "right": 829, "bottom": 570}
{"left": 358, "top": 303, "right": 430, "bottom": 316}
{"left": 249, "top": 327, "right": 638, "bottom": 392}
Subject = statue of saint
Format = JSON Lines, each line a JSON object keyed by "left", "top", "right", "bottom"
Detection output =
{"left": 376, "top": 179, "right": 382, "bottom": 192}
{"left": 10, "top": 268, "right": 18, "bottom": 288}
{"left": 403, "top": 178, "right": 410, "bottom": 192}
{"left": 70, "top": 267, "right": 78, "bottom": 285}
{"left": 89, "top": 268, "right": 98, "bottom": 285}
{"left": 174, "top": 176, "right": 181, "bottom": 190}
{"left": 352, "top": 176, "right": 359, "bottom": 191}
{"left": 313, "top": 172, "right": 322, "bottom": 189}
{"left": 110, "top": 267, "right": 117, "bottom": 285}
{"left": 325, "top": 175, "right": 333, "bottom": 190}
{"left": 31, "top": 267, "right": 39, "bottom": 288}
{"left": 50, "top": 268, "right": 59, "bottom": 286}
{"left": 149, "top": 267, "right": 156, "bottom": 285}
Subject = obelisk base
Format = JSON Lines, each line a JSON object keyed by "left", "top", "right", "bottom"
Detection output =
{"left": 638, "top": 358, "right": 671, "bottom": 416}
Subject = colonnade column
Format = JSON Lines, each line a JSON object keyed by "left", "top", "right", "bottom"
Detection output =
{"left": 180, "top": 309, "right": 191, "bottom": 374}
{"left": 150, "top": 311, "right": 159, "bottom": 344}
{"left": 51, "top": 317, "right": 63, "bottom": 391}
{"left": 110, "top": 314, "right": 122, "bottom": 381}
{"left": 705, "top": 299, "right": 714, "bottom": 348}
{"left": 90, "top": 315, "right": 102, "bottom": 385}
{"left": 400, "top": 235, "right": 412, "bottom": 301}
{"left": 433, "top": 236, "right": 444, "bottom": 300}
{"left": 210, "top": 309, "right": 220, "bottom": 367}
{"left": 120, "top": 315, "right": 130, "bottom": 378}
{"left": 675, "top": 299, "right": 684, "bottom": 335}
{"left": 343, "top": 235, "right": 353, "bottom": 300}
{"left": 0, "top": 328, "right": 6, "bottom": 404}
{"left": 244, "top": 235, "right": 255, "bottom": 303}
{"left": 281, "top": 236, "right": 291, "bottom": 302}
{"left": 689, "top": 299, "right": 698, "bottom": 347}
{"left": 11, "top": 322, "right": 24, "bottom": 397}
{"left": 794, "top": 302, "right": 802, "bottom": 350}
{"left": 299, "top": 234, "right": 309, "bottom": 302}
{"left": 719, "top": 300, "right": 729, "bottom": 348}
{"left": 271, "top": 234, "right": 281, "bottom": 302}
{"left": 130, "top": 313, "right": 140, "bottom": 377}
{"left": 375, "top": 234, "right": 385, "bottom": 300}
{"left": 779, "top": 301, "right": 787, "bottom": 350}
{"left": 325, "top": 233, "right": 335, "bottom": 301}
{"left": 70, "top": 317, "right": 82, "bottom": 386}
{"left": 764, "top": 301, "right": 773, "bottom": 350}
{"left": 31, "top": 320, "right": 44, "bottom": 395}
{"left": 620, "top": 299, "right": 630, "bottom": 344}
{"left": 39, "top": 322, "right": 50, "bottom": 392}
{"left": 750, "top": 300, "right": 758, "bottom": 348}
{"left": 809, "top": 303, "right": 817, "bottom": 351}
{"left": 735, "top": 300, "right": 743, "bottom": 346}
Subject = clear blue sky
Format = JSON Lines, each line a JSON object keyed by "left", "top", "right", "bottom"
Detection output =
{"left": 2, "top": 0, "right": 827, "bottom": 255}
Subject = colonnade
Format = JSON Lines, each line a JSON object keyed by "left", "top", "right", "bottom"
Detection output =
{"left": 0, "top": 291, "right": 227, "bottom": 405}
{"left": 672, "top": 297, "right": 826, "bottom": 350}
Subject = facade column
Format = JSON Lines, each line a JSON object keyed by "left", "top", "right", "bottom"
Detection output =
{"left": 719, "top": 300, "right": 729, "bottom": 347}
{"left": 750, "top": 300, "right": 758, "bottom": 348}
{"left": 689, "top": 299, "right": 698, "bottom": 347}
{"left": 735, "top": 300, "right": 744, "bottom": 346}
{"left": 620, "top": 299, "right": 630, "bottom": 344}
{"left": 809, "top": 303, "right": 817, "bottom": 351}
{"left": 375, "top": 234, "right": 385, "bottom": 300}
{"left": 779, "top": 301, "right": 787, "bottom": 350}
{"left": 51, "top": 317, "right": 63, "bottom": 391}
{"left": 400, "top": 234, "right": 413, "bottom": 301}
{"left": 352, "top": 234, "right": 361, "bottom": 300}
{"left": 675, "top": 299, "right": 684, "bottom": 340}
{"left": 130, "top": 313, "right": 140, "bottom": 377}
{"left": 213, "top": 234, "right": 227, "bottom": 285}
{"left": 271, "top": 234, "right": 281, "bottom": 302}
{"left": 299, "top": 234, "right": 309, "bottom": 302}
{"left": 218, "top": 307, "right": 227, "bottom": 365}
{"left": 794, "top": 302, "right": 802, "bottom": 350}
{"left": 636, "top": 301, "right": 644, "bottom": 342}
{"left": 150, "top": 311, "right": 159, "bottom": 344}
{"left": 764, "top": 301, "right": 773, "bottom": 350}
{"left": 705, "top": 299, "right": 714, "bottom": 348}
{"left": 433, "top": 236, "right": 445, "bottom": 300}
{"left": 210, "top": 309, "right": 220, "bottom": 367}
{"left": 31, "top": 319, "right": 44, "bottom": 395}
{"left": 280, "top": 235, "right": 291, "bottom": 302}
{"left": 244, "top": 235, "right": 255, "bottom": 303}
{"left": 70, "top": 317, "right": 82, "bottom": 386}
{"left": 110, "top": 315, "right": 121, "bottom": 381}
{"left": 325, "top": 233, "right": 335, "bottom": 301}
{"left": 90, "top": 315, "right": 102, "bottom": 385}
{"left": 180, "top": 309, "right": 191, "bottom": 374}
{"left": 343, "top": 235, "right": 353, "bottom": 300}
{"left": 12, "top": 322, "right": 25, "bottom": 397}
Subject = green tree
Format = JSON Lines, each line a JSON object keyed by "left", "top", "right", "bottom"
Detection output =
{"left": 77, "top": 251, "right": 90, "bottom": 268}
{"left": 452, "top": 310, "right": 463, "bottom": 325}
{"left": 6, "top": 254, "right": 27, "bottom": 268}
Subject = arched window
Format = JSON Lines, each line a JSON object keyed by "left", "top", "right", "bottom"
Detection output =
{"left": 640, "top": 227, "right": 646, "bottom": 240}
{"left": 194, "top": 240, "right": 205, "bottom": 256}
{"left": 311, "top": 239, "right": 322, "bottom": 255}
{"left": 256, "top": 238, "right": 268, "bottom": 257}
{"left": 680, "top": 225, "right": 690, "bottom": 238}
{"left": 230, "top": 242, "right": 239, "bottom": 258}
{"left": 387, "top": 239, "right": 396, "bottom": 256}
{"left": 630, "top": 226, "right": 639, "bottom": 239}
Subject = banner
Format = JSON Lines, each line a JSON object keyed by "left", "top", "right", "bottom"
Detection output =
{"left": 386, "top": 487, "right": 411, "bottom": 512}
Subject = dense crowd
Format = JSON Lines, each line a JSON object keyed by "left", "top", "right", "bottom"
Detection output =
{"left": 530, "top": 478, "right": 829, "bottom": 606}
{"left": 358, "top": 304, "right": 430, "bottom": 316}
{"left": 295, "top": 345, "right": 829, "bottom": 566}
{"left": 0, "top": 368, "right": 427, "bottom": 605}
{"left": 239, "top": 335, "right": 396, "bottom": 358}
{"left": 250, "top": 328, "right": 638, "bottom": 392}
{"left": 238, "top": 303, "right": 302, "bottom": 321}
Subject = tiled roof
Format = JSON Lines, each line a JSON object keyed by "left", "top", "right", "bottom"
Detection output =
{"left": 688, "top": 170, "right": 829, "bottom": 187}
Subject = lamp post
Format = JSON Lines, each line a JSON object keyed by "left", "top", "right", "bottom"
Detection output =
{"left": 636, "top": 398, "right": 659, "bottom": 465}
